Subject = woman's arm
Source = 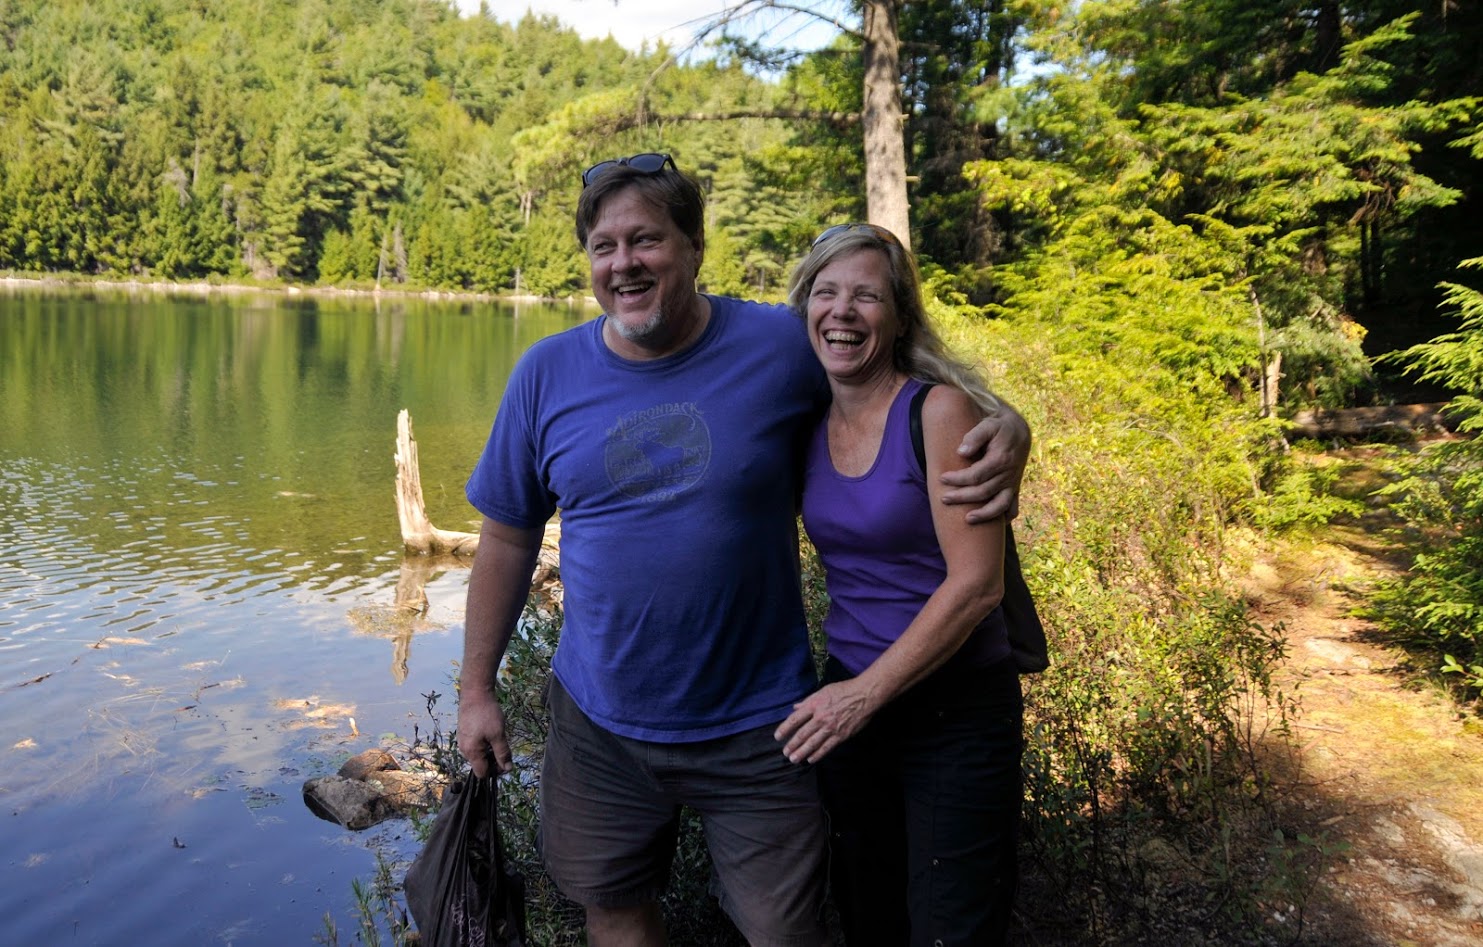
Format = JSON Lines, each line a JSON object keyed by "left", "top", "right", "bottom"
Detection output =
{"left": 776, "top": 385, "right": 1006, "bottom": 764}
{"left": 941, "top": 399, "right": 1031, "bottom": 523}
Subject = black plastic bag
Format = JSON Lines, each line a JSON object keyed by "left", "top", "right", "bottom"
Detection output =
{"left": 404, "top": 775, "right": 526, "bottom": 947}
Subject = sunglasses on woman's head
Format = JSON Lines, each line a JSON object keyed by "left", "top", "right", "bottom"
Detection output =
{"left": 581, "top": 153, "right": 677, "bottom": 188}
{"left": 811, "top": 222, "right": 903, "bottom": 249}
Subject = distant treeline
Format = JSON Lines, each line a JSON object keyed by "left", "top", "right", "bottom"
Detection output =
{"left": 0, "top": 0, "right": 828, "bottom": 296}
{"left": 2, "top": 0, "right": 1481, "bottom": 399}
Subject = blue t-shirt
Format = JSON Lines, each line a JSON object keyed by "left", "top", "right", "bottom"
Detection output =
{"left": 801, "top": 378, "right": 1009, "bottom": 676}
{"left": 466, "top": 296, "right": 829, "bottom": 742}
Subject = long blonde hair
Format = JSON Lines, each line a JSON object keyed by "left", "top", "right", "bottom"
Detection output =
{"left": 786, "top": 224, "right": 1000, "bottom": 415}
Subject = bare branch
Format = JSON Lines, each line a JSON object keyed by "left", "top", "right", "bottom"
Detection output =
{"left": 626, "top": 107, "right": 859, "bottom": 132}
{"left": 687, "top": 1, "right": 860, "bottom": 51}
{"left": 665, "top": 107, "right": 857, "bottom": 126}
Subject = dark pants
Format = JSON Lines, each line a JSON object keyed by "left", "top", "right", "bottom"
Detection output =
{"left": 818, "top": 655, "right": 1023, "bottom": 946}
{"left": 540, "top": 677, "right": 829, "bottom": 946}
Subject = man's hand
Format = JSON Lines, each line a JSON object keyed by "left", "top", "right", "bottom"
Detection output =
{"left": 458, "top": 693, "right": 513, "bottom": 777}
{"left": 939, "top": 406, "right": 1031, "bottom": 523}
{"left": 774, "top": 680, "right": 879, "bottom": 765}
{"left": 457, "top": 518, "right": 542, "bottom": 778}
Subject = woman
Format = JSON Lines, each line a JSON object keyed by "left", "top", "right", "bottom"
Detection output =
{"left": 775, "top": 224, "right": 1023, "bottom": 945}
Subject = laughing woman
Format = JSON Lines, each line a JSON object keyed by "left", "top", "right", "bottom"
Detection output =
{"left": 775, "top": 224, "right": 1023, "bottom": 946}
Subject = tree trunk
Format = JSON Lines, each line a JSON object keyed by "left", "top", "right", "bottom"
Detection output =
{"left": 861, "top": 0, "right": 911, "bottom": 248}
{"left": 395, "top": 409, "right": 480, "bottom": 557}
{"left": 392, "top": 409, "right": 562, "bottom": 596}
{"left": 1263, "top": 349, "right": 1283, "bottom": 419}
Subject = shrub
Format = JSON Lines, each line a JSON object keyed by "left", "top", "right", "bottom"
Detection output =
{"left": 1365, "top": 260, "right": 1483, "bottom": 698}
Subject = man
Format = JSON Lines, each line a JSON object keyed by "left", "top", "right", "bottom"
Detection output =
{"left": 458, "top": 153, "right": 1028, "bottom": 946}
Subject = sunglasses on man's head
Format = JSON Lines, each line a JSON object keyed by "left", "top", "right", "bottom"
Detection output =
{"left": 581, "top": 153, "right": 677, "bottom": 188}
{"left": 811, "top": 222, "right": 903, "bottom": 249}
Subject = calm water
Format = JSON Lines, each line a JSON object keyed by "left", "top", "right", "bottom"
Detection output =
{"left": 0, "top": 286, "right": 584, "bottom": 944}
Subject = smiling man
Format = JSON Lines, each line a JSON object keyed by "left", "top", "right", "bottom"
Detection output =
{"left": 457, "top": 154, "right": 1028, "bottom": 946}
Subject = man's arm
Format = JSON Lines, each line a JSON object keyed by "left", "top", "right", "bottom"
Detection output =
{"left": 457, "top": 516, "right": 544, "bottom": 777}
{"left": 940, "top": 399, "right": 1032, "bottom": 523}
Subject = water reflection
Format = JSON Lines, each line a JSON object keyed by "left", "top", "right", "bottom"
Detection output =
{"left": 0, "top": 285, "right": 583, "bottom": 944}
{"left": 346, "top": 554, "right": 473, "bottom": 684}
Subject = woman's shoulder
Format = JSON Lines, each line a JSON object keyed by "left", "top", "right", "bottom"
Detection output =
{"left": 916, "top": 382, "right": 984, "bottom": 458}
{"left": 920, "top": 381, "right": 980, "bottom": 424}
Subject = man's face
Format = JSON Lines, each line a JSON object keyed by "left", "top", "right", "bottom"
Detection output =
{"left": 585, "top": 188, "right": 704, "bottom": 359}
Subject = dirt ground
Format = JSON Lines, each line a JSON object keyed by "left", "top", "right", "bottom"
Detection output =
{"left": 1239, "top": 452, "right": 1483, "bottom": 946}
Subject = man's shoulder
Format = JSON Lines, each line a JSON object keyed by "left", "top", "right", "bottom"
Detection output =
{"left": 509, "top": 320, "right": 597, "bottom": 380}
{"left": 710, "top": 294, "right": 794, "bottom": 322}
{"left": 707, "top": 295, "right": 806, "bottom": 348}
{"left": 523, "top": 318, "right": 596, "bottom": 358}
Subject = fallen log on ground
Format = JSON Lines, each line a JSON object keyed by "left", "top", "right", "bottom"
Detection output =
{"left": 1286, "top": 403, "right": 1458, "bottom": 439}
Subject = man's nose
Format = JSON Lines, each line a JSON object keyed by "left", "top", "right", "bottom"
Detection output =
{"left": 612, "top": 242, "right": 640, "bottom": 270}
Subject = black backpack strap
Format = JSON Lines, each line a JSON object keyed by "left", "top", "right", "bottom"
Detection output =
{"left": 912, "top": 380, "right": 1048, "bottom": 673}
{"left": 909, "top": 382, "right": 933, "bottom": 474}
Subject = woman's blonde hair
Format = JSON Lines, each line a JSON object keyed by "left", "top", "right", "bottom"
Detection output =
{"left": 786, "top": 224, "right": 1000, "bottom": 415}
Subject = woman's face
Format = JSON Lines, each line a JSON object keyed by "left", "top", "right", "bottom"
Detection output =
{"left": 805, "top": 247, "right": 902, "bottom": 385}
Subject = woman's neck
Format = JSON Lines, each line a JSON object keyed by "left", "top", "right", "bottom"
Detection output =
{"left": 825, "top": 370, "right": 907, "bottom": 477}
{"left": 828, "top": 369, "right": 907, "bottom": 421}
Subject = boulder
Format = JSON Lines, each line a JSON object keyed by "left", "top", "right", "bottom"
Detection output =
{"left": 339, "top": 747, "right": 399, "bottom": 781}
{"left": 302, "top": 749, "right": 444, "bottom": 830}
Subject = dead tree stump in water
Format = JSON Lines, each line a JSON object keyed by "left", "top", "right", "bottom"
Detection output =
{"left": 393, "top": 409, "right": 561, "bottom": 611}
{"left": 395, "top": 409, "right": 480, "bottom": 557}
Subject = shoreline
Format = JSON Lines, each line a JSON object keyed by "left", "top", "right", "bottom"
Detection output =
{"left": 0, "top": 274, "right": 599, "bottom": 309}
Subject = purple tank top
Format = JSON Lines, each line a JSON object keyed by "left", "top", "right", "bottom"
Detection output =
{"left": 801, "top": 377, "right": 1009, "bottom": 676}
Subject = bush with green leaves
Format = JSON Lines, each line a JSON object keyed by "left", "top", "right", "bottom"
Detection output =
{"left": 1366, "top": 257, "right": 1483, "bottom": 696}
{"left": 924, "top": 175, "right": 1309, "bottom": 932}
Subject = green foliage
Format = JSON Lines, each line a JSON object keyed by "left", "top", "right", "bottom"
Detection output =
{"left": 1442, "top": 654, "right": 1483, "bottom": 693}
{"left": 995, "top": 11, "right": 1470, "bottom": 410}
{"left": 0, "top": 0, "right": 805, "bottom": 291}
{"left": 1242, "top": 454, "right": 1367, "bottom": 532}
{"left": 1366, "top": 257, "right": 1483, "bottom": 695}
{"left": 1074, "top": 0, "right": 1483, "bottom": 346}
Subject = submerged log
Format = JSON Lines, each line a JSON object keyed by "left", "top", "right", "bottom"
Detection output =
{"left": 1286, "top": 403, "right": 1458, "bottom": 439}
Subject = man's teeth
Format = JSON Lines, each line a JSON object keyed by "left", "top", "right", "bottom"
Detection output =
{"left": 616, "top": 282, "right": 652, "bottom": 295}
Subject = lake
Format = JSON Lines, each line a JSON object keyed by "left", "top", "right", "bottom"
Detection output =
{"left": 0, "top": 284, "right": 585, "bottom": 944}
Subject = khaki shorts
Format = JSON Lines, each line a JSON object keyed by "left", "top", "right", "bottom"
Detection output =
{"left": 539, "top": 676, "right": 828, "bottom": 946}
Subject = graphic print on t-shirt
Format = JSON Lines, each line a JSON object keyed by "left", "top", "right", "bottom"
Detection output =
{"left": 603, "top": 402, "right": 712, "bottom": 502}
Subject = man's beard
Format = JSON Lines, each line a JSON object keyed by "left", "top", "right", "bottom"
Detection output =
{"left": 609, "top": 307, "right": 667, "bottom": 345}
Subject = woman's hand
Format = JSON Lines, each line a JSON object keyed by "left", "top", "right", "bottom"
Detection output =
{"left": 775, "top": 679, "right": 880, "bottom": 765}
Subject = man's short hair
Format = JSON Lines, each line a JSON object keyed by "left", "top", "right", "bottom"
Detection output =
{"left": 575, "top": 163, "right": 706, "bottom": 252}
